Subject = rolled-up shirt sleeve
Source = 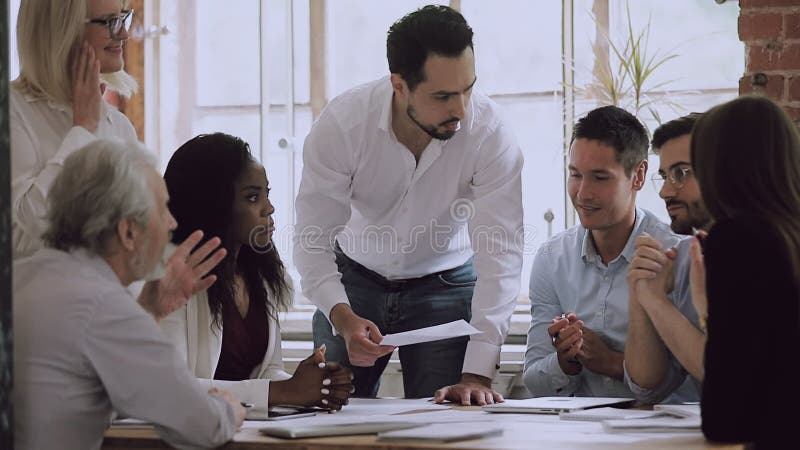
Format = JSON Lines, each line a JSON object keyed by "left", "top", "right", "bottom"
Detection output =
{"left": 523, "top": 243, "right": 582, "bottom": 396}
{"left": 624, "top": 358, "right": 688, "bottom": 404}
{"left": 462, "top": 123, "right": 524, "bottom": 378}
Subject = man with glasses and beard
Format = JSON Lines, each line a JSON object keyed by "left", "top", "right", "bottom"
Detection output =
{"left": 293, "top": 5, "right": 523, "bottom": 405}
{"left": 625, "top": 113, "right": 711, "bottom": 403}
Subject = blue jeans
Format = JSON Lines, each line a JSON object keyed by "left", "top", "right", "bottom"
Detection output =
{"left": 313, "top": 251, "right": 475, "bottom": 398}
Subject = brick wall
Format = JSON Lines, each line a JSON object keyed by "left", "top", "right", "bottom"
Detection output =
{"left": 739, "top": 0, "right": 800, "bottom": 125}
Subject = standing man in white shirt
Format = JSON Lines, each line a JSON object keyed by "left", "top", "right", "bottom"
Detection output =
{"left": 293, "top": 5, "right": 523, "bottom": 405}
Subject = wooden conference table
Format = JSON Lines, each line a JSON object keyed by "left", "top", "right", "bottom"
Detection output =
{"left": 103, "top": 399, "right": 743, "bottom": 450}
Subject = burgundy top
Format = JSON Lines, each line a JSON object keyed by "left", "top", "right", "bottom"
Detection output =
{"left": 214, "top": 294, "right": 269, "bottom": 381}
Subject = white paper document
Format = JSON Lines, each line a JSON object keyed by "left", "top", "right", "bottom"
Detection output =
{"left": 379, "top": 320, "right": 481, "bottom": 347}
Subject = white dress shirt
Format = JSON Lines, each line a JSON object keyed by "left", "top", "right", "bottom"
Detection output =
{"left": 293, "top": 77, "right": 524, "bottom": 378}
{"left": 13, "top": 248, "right": 238, "bottom": 450}
{"left": 9, "top": 84, "right": 138, "bottom": 259}
{"left": 160, "top": 277, "right": 293, "bottom": 417}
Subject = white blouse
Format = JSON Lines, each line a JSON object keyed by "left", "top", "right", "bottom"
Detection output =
{"left": 160, "top": 276, "right": 293, "bottom": 416}
{"left": 9, "top": 84, "right": 138, "bottom": 259}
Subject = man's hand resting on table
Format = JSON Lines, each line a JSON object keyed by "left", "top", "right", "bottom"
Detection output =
{"left": 433, "top": 373, "right": 504, "bottom": 406}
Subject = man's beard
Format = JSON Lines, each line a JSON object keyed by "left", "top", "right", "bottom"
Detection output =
{"left": 406, "top": 104, "right": 459, "bottom": 141}
{"left": 131, "top": 236, "right": 165, "bottom": 282}
{"left": 667, "top": 199, "right": 712, "bottom": 235}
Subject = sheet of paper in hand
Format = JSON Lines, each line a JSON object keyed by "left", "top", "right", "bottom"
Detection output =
{"left": 379, "top": 320, "right": 481, "bottom": 347}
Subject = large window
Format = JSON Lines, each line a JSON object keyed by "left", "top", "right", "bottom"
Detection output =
{"left": 7, "top": 0, "right": 743, "bottom": 317}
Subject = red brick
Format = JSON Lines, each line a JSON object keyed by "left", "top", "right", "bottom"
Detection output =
{"left": 740, "top": 73, "right": 786, "bottom": 99}
{"left": 739, "top": 13, "right": 784, "bottom": 41}
{"left": 787, "top": 13, "right": 800, "bottom": 39}
{"left": 789, "top": 76, "right": 800, "bottom": 100}
{"left": 781, "top": 105, "right": 800, "bottom": 129}
{"left": 748, "top": 42, "right": 800, "bottom": 71}
{"left": 741, "top": 0, "right": 800, "bottom": 8}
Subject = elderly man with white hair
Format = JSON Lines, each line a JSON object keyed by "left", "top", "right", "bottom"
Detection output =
{"left": 13, "top": 140, "right": 245, "bottom": 450}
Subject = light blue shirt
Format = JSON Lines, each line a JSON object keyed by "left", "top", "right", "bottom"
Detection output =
{"left": 523, "top": 208, "right": 697, "bottom": 399}
{"left": 624, "top": 236, "right": 702, "bottom": 403}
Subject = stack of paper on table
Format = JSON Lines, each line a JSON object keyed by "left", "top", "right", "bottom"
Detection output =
{"left": 260, "top": 422, "right": 420, "bottom": 439}
{"left": 377, "top": 423, "right": 503, "bottom": 442}
{"left": 653, "top": 403, "right": 700, "bottom": 418}
{"left": 483, "top": 397, "right": 635, "bottom": 414}
{"left": 602, "top": 416, "right": 701, "bottom": 432}
{"left": 560, "top": 407, "right": 666, "bottom": 421}
{"left": 110, "top": 418, "right": 152, "bottom": 428}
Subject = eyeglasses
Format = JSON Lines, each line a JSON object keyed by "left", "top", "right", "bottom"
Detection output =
{"left": 85, "top": 9, "right": 134, "bottom": 39}
{"left": 651, "top": 165, "right": 693, "bottom": 192}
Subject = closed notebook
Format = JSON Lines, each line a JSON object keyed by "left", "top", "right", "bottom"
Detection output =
{"left": 378, "top": 423, "right": 503, "bottom": 442}
{"left": 559, "top": 407, "right": 666, "bottom": 421}
{"left": 259, "top": 422, "right": 419, "bottom": 439}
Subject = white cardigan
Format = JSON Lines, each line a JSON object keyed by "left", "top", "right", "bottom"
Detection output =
{"left": 160, "top": 279, "right": 293, "bottom": 414}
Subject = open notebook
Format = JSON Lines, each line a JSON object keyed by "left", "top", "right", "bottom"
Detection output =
{"left": 483, "top": 397, "right": 635, "bottom": 414}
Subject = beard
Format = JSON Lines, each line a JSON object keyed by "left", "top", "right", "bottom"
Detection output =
{"left": 667, "top": 199, "right": 712, "bottom": 235}
{"left": 406, "top": 104, "right": 459, "bottom": 140}
{"left": 130, "top": 235, "right": 167, "bottom": 282}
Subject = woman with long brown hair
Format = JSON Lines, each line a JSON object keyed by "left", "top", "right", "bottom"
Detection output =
{"left": 690, "top": 95, "right": 800, "bottom": 448}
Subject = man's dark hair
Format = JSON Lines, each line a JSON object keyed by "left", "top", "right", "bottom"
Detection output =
{"left": 651, "top": 112, "right": 702, "bottom": 153}
{"left": 387, "top": 5, "right": 473, "bottom": 91}
{"left": 571, "top": 105, "right": 649, "bottom": 176}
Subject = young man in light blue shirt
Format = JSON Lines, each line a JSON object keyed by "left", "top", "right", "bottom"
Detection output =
{"left": 523, "top": 106, "right": 691, "bottom": 398}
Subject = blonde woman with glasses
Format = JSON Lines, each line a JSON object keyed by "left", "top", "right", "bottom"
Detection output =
{"left": 11, "top": 0, "right": 138, "bottom": 259}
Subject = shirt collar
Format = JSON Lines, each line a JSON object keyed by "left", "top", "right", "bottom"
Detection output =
{"left": 581, "top": 208, "right": 647, "bottom": 264}
{"left": 68, "top": 247, "right": 122, "bottom": 284}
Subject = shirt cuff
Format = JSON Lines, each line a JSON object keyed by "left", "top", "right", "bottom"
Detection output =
{"left": 544, "top": 352, "right": 578, "bottom": 393}
{"left": 311, "top": 279, "right": 350, "bottom": 336}
{"left": 462, "top": 340, "right": 501, "bottom": 379}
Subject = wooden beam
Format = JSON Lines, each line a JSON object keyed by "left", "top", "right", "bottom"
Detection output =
{"left": 121, "top": 0, "right": 145, "bottom": 141}
{"left": 310, "top": 0, "right": 327, "bottom": 120}
{"left": 591, "top": 0, "right": 609, "bottom": 97}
